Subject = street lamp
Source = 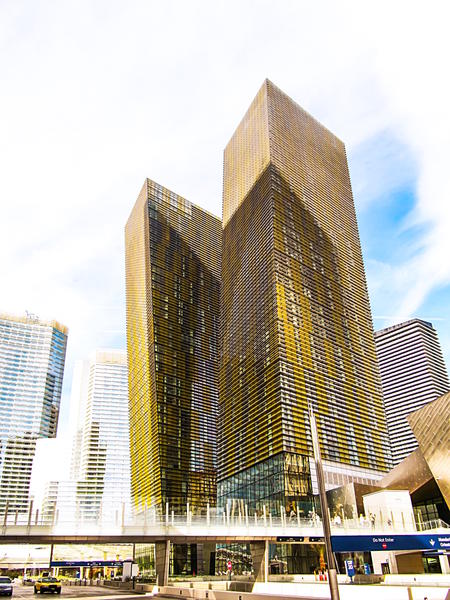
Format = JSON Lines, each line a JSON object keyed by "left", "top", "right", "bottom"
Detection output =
{"left": 308, "top": 403, "right": 340, "bottom": 600}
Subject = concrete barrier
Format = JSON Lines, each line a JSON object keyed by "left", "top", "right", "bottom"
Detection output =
{"left": 158, "top": 585, "right": 328, "bottom": 600}
{"left": 352, "top": 574, "right": 383, "bottom": 584}
{"left": 97, "top": 580, "right": 150, "bottom": 594}
{"left": 383, "top": 574, "right": 450, "bottom": 587}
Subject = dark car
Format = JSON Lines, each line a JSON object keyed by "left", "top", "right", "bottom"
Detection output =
{"left": 0, "top": 578, "right": 13, "bottom": 596}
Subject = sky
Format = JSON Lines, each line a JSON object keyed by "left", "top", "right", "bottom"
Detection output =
{"left": 2, "top": 0, "right": 450, "bottom": 450}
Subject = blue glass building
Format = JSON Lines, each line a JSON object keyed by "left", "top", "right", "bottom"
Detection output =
{"left": 0, "top": 313, "right": 67, "bottom": 513}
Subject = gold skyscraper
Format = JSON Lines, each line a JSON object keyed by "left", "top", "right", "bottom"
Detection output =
{"left": 125, "top": 179, "right": 221, "bottom": 513}
{"left": 219, "top": 80, "right": 391, "bottom": 514}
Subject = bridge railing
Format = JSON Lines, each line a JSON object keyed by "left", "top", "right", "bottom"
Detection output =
{"left": 416, "top": 518, "right": 449, "bottom": 531}
{"left": 1, "top": 501, "right": 446, "bottom": 536}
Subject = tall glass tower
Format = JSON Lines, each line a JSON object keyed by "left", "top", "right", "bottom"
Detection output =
{"left": 35, "top": 349, "right": 131, "bottom": 525}
{"left": 125, "top": 179, "right": 221, "bottom": 513}
{"left": 219, "top": 80, "right": 391, "bottom": 516}
{"left": 70, "top": 349, "right": 131, "bottom": 520}
{"left": 0, "top": 313, "right": 67, "bottom": 513}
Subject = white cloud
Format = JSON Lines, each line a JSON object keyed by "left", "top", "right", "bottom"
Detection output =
{"left": 1, "top": 0, "right": 450, "bottom": 424}
{"left": 349, "top": 0, "right": 450, "bottom": 321}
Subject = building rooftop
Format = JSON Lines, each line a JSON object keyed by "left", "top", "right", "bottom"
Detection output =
{"left": 0, "top": 311, "right": 68, "bottom": 335}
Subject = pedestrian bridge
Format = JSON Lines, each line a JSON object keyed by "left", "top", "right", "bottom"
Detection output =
{"left": 0, "top": 512, "right": 448, "bottom": 585}
{"left": 0, "top": 510, "right": 447, "bottom": 545}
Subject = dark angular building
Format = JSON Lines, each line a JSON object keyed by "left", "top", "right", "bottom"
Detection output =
{"left": 125, "top": 179, "right": 221, "bottom": 514}
{"left": 407, "top": 391, "right": 450, "bottom": 517}
{"left": 218, "top": 80, "right": 391, "bottom": 517}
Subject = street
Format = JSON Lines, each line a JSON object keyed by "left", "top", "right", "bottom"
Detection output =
{"left": 10, "top": 584, "right": 146, "bottom": 600}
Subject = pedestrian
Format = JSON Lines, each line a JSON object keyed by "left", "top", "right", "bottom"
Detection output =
{"left": 333, "top": 514, "right": 342, "bottom": 527}
{"left": 370, "top": 513, "right": 376, "bottom": 529}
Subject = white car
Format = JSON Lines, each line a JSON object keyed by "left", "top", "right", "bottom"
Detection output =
{"left": 0, "top": 577, "right": 13, "bottom": 596}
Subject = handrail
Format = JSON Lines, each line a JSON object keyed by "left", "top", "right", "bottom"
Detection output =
{"left": 0, "top": 504, "right": 447, "bottom": 536}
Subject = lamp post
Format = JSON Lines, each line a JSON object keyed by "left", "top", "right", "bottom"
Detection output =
{"left": 308, "top": 404, "right": 340, "bottom": 600}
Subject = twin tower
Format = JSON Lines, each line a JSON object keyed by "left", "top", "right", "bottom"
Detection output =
{"left": 125, "top": 80, "right": 391, "bottom": 516}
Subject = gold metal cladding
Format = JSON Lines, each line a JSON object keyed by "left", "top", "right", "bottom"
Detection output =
{"left": 219, "top": 80, "right": 391, "bottom": 483}
{"left": 125, "top": 179, "right": 221, "bottom": 513}
{"left": 407, "top": 392, "right": 450, "bottom": 508}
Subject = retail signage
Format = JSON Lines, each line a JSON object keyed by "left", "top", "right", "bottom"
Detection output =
{"left": 50, "top": 561, "right": 123, "bottom": 567}
{"left": 331, "top": 534, "right": 450, "bottom": 552}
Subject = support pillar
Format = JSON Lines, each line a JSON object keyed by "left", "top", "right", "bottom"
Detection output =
{"left": 2, "top": 500, "right": 9, "bottom": 533}
{"left": 439, "top": 553, "right": 450, "bottom": 574}
{"left": 250, "top": 540, "right": 268, "bottom": 582}
{"left": 202, "top": 543, "right": 216, "bottom": 576}
{"left": 155, "top": 540, "right": 170, "bottom": 587}
{"left": 49, "top": 544, "right": 54, "bottom": 574}
{"left": 387, "top": 552, "right": 399, "bottom": 574}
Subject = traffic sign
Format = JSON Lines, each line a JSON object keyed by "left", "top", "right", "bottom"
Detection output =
{"left": 344, "top": 559, "right": 355, "bottom": 577}
{"left": 227, "top": 560, "right": 232, "bottom": 571}
{"left": 332, "top": 534, "right": 450, "bottom": 552}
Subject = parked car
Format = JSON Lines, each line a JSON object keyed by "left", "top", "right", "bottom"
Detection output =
{"left": 34, "top": 578, "right": 61, "bottom": 594}
{"left": 0, "top": 577, "right": 13, "bottom": 596}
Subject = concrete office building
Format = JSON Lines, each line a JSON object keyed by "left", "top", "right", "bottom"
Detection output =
{"left": 375, "top": 319, "right": 450, "bottom": 466}
{"left": 219, "top": 80, "right": 392, "bottom": 518}
{"left": 0, "top": 313, "right": 67, "bottom": 513}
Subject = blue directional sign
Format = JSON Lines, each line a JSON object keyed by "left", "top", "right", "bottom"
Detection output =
{"left": 331, "top": 534, "right": 450, "bottom": 553}
{"left": 344, "top": 559, "right": 355, "bottom": 577}
{"left": 50, "top": 561, "right": 123, "bottom": 568}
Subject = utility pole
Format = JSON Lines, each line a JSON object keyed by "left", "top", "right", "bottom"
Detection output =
{"left": 309, "top": 404, "right": 340, "bottom": 600}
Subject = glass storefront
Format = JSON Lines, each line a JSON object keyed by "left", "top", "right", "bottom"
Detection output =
{"left": 217, "top": 451, "right": 314, "bottom": 517}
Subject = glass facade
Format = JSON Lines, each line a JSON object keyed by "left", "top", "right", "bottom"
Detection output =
{"left": 215, "top": 542, "right": 326, "bottom": 576}
{"left": 219, "top": 80, "right": 391, "bottom": 514}
{"left": 217, "top": 452, "right": 312, "bottom": 516}
{"left": 39, "top": 350, "right": 131, "bottom": 524}
{"left": 135, "top": 544, "right": 155, "bottom": 579}
{"left": 0, "top": 313, "right": 67, "bottom": 513}
{"left": 73, "top": 350, "right": 131, "bottom": 521}
{"left": 125, "top": 179, "right": 221, "bottom": 513}
{"left": 135, "top": 542, "right": 215, "bottom": 579}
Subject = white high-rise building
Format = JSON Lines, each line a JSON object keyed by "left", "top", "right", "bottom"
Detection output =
{"left": 0, "top": 313, "right": 67, "bottom": 513}
{"left": 72, "top": 349, "right": 131, "bottom": 520}
{"left": 375, "top": 319, "right": 450, "bottom": 466}
{"left": 39, "top": 349, "right": 131, "bottom": 524}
